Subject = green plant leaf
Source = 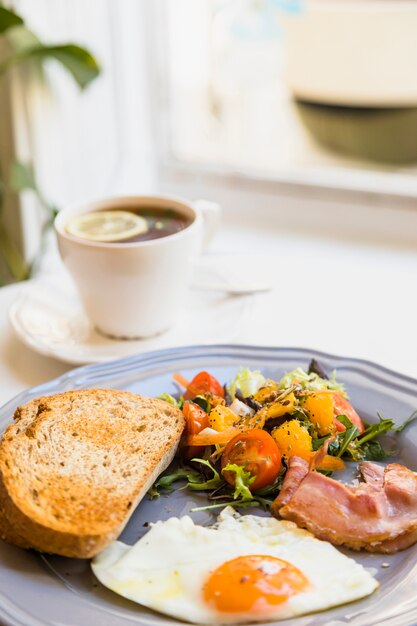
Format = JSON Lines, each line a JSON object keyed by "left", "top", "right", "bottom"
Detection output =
{"left": 40, "top": 44, "right": 100, "bottom": 88}
{"left": 0, "top": 6, "right": 24, "bottom": 35}
{"left": 9, "top": 160, "right": 56, "bottom": 217}
{"left": 0, "top": 43, "right": 100, "bottom": 88}
{"left": 9, "top": 161, "right": 37, "bottom": 192}
{"left": 0, "top": 221, "right": 29, "bottom": 282}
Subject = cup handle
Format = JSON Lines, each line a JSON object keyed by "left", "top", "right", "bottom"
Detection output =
{"left": 193, "top": 200, "right": 222, "bottom": 251}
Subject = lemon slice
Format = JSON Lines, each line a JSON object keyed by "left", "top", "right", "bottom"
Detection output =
{"left": 65, "top": 210, "right": 148, "bottom": 242}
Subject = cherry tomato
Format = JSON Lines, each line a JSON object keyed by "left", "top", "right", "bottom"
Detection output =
{"left": 182, "top": 401, "right": 209, "bottom": 435}
{"left": 333, "top": 394, "right": 365, "bottom": 434}
{"left": 182, "top": 400, "right": 210, "bottom": 461}
{"left": 184, "top": 371, "right": 224, "bottom": 400}
{"left": 221, "top": 429, "right": 282, "bottom": 491}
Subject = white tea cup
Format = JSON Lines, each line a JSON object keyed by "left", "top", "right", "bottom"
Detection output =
{"left": 55, "top": 194, "right": 221, "bottom": 339}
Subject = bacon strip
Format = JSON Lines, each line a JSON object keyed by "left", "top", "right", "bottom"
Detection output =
{"left": 271, "top": 457, "right": 417, "bottom": 553}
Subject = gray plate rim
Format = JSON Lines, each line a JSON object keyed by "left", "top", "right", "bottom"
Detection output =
{"left": 1, "top": 344, "right": 417, "bottom": 626}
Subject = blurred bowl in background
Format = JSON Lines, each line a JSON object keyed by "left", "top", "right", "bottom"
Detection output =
{"left": 295, "top": 101, "right": 417, "bottom": 164}
{"left": 284, "top": 0, "right": 417, "bottom": 107}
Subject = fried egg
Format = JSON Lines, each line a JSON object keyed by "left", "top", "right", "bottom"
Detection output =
{"left": 92, "top": 507, "right": 378, "bottom": 624}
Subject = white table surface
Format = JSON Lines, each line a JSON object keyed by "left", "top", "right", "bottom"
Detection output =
{"left": 1, "top": 214, "right": 417, "bottom": 409}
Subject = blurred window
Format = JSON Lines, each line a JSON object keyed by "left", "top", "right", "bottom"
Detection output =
{"left": 155, "top": 0, "right": 417, "bottom": 199}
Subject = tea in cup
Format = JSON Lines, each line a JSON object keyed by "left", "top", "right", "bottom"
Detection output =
{"left": 55, "top": 195, "right": 221, "bottom": 339}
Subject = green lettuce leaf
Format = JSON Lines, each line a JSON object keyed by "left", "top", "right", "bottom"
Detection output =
{"left": 222, "top": 463, "right": 255, "bottom": 500}
{"left": 278, "top": 367, "right": 345, "bottom": 393}
{"left": 157, "top": 393, "right": 183, "bottom": 409}
{"left": 227, "top": 368, "right": 266, "bottom": 400}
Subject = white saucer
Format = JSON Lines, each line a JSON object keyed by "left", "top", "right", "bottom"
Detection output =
{"left": 9, "top": 274, "right": 252, "bottom": 365}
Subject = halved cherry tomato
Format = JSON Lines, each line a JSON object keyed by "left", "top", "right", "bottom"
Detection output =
{"left": 182, "top": 400, "right": 210, "bottom": 460}
{"left": 333, "top": 394, "right": 365, "bottom": 434}
{"left": 174, "top": 371, "right": 224, "bottom": 400}
{"left": 183, "top": 401, "right": 209, "bottom": 435}
{"left": 221, "top": 429, "right": 282, "bottom": 491}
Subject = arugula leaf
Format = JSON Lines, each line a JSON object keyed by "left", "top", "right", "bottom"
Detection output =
{"left": 188, "top": 463, "right": 280, "bottom": 512}
{"left": 333, "top": 415, "right": 359, "bottom": 458}
{"left": 328, "top": 409, "right": 414, "bottom": 462}
{"left": 147, "top": 485, "right": 160, "bottom": 499}
{"left": 187, "top": 462, "right": 280, "bottom": 512}
{"left": 338, "top": 430, "right": 360, "bottom": 458}
{"left": 312, "top": 434, "right": 331, "bottom": 451}
{"left": 222, "top": 464, "right": 255, "bottom": 501}
{"left": 356, "top": 410, "right": 417, "bottom": 447}
{"left": 186, "top": 459, "right": 224, "bottom": 491}
{"left": 328, "top": 439, "right": 340, "bottom": 456}
{"left": 148, "top": 466, "right": 201, "bottom": 498}
{"left": 252, "top": 475, "right": 283, "bottom": 497}
{"left": 351, "top": 410, "right": 417, "bottom": 461}
{"left": 190, "top": 494, "right": 274, "bottom": 513}
{"left": 361, "top": 440, "right": 390, "bottom": 461}
{"left": 357, "top": 414, "right": 396, "bottom": 446}
{"left": 392, "top": 409, "right": 417, "bottom": 432}
{"left": 190, "top": 499, "right": 260, "bottom": 513}
{"left": 332, "top": 414, "right": 351, "bottom": 430}
{"left": 345, "top": 440, "right": 365, "bottom": 462}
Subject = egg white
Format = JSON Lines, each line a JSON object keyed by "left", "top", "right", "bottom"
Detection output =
{"left": 92, "top": 507, "right": 378, "bottom": 624}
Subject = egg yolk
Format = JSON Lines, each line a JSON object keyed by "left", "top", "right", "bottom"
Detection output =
{"left": 203, "top": 555, "right": 308, "bottom": 614}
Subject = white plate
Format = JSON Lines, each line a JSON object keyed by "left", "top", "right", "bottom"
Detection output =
{"left": 9, "top": 275, "right": 252, "bottom": 364}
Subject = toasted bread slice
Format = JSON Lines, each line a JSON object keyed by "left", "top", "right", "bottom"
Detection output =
{"left": 0, "top": 389, "right": 185, "bottom": 558}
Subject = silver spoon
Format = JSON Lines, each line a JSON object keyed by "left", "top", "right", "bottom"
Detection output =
{"left": 191, "top": 281, "right": 272, "bottom": 295}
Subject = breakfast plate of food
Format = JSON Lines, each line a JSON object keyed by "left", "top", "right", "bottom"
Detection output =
{"left": 0, "top": 344, "right": 417, "bottom": 626}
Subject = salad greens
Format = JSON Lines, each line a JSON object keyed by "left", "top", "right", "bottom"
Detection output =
{"left": 150, "top": 360, "right": 417, "bottom": 512}
{"left": 222, "top": 464, "right": 255, "bottom": 500}
{"left": 150, "top": 457, "right": 281, "bottom": 512}
{"left": 278, "top": 367, "right": 345, "bottom": 393}
{"left": 227, "top": 368, "right": 266, "bottom": 400}
{"left": 157, "top": 393, "right": 183, "bottom": 408}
